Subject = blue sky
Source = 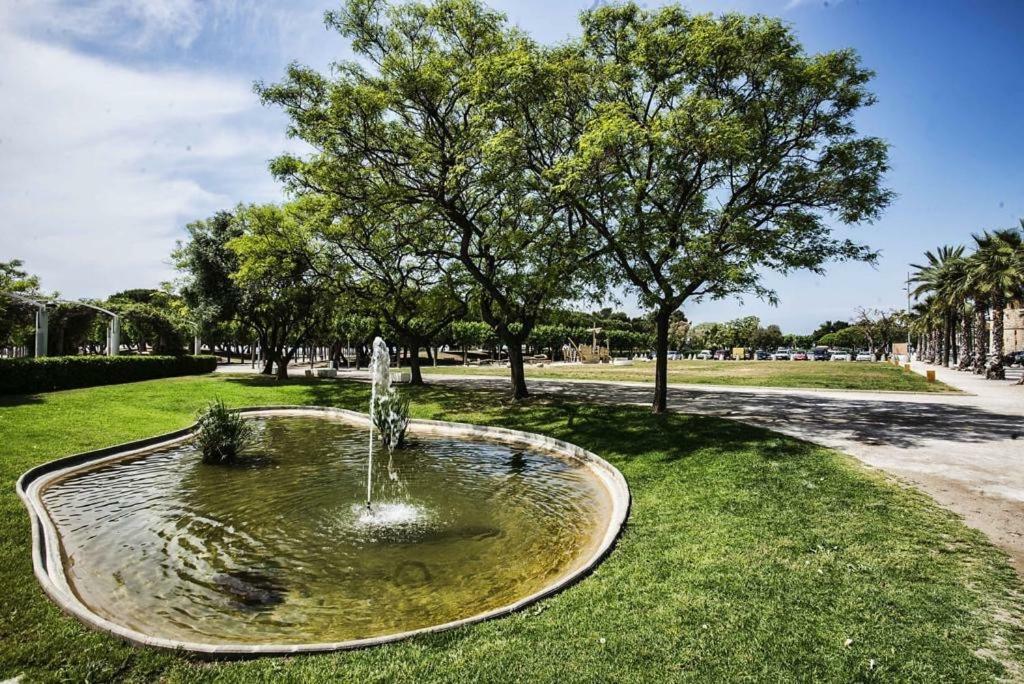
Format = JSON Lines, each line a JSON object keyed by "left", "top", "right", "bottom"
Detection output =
{"left": 1, "top": 0, "right": 1022, "bottom": 333}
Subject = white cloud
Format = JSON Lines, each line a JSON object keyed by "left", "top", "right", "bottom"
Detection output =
{"left": 0, "top": 20, "right": 287, "bottom": 298}
{"left": 9, "top": 0, "right": 205, "bottom": 50}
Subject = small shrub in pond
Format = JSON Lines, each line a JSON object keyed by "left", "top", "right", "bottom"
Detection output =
{"left": 374, "top": 388, "right": 410, "bottom": 452}
{"left": 195, "top": 400, "right": 255, "bottom": 465}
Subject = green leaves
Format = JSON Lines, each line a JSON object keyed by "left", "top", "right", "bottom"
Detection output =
{"left": 252, "top": 0, "right": 892, "bottom": 404}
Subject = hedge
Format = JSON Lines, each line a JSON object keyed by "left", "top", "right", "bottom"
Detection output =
{"left": 0, "top": 355, "right": 218, "bottom": 395}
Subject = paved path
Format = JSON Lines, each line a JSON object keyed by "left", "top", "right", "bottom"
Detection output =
{"left": 217, "top": 362, "right": 1024, "bottom": 571}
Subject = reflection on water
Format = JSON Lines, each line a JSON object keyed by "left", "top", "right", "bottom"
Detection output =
{"left": 43, "top": 416, "right": 611, "bottom": 645}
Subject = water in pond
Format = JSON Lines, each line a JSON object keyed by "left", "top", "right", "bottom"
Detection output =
{"left": 42, "top": 416, "right": 612, "bottom": 645}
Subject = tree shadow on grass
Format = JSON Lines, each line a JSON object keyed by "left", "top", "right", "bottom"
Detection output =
{"left": 435, "top": 377, "right": 1022, "bottom": 450}
{"left": 0, "top": 393, "right": 45, "bottom": 407}
{"left": 215, "top": 375, "right": 816, "bottom": 468}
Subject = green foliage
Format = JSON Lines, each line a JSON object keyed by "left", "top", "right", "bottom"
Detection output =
{"left": 450, "top": 320, "right": 493, "bottom": 348}
{"left": 689, "top": 316, "right": 777, "bottom": 350}
{"left": 226, "top": 201, "right": 338, "bottom": 378}
{"left": 606, "top": 328, "right": 654, "bottom": 353}
{"left": 108, "top": 289, "right": 189, "bottom": 354}
{"left": 0, "top": 355, "right": 216, "bottom": 395}
{"left": 194, "top": 399, "right": 256, "bottom": 465}
{"left": 819, "top": 326, "right": 868, "bottom": 349}
{"left": 909, "top": 228, "right": 1023, "bottom": 372}
{"left": 172, "top": 211, "right": 243, "bottom": 323}
{"left": 315, "top": 203, "right": 470, "bottom": 372}
{"left": 258, "top": 0, "right": 610, "bottom": 398}
{"left": 969, "top": 229, "right": 1023, "bottom": 306}
{"left": 0, "top": 259, "right": 44, "bottom": 349}
{"left": 45, "top": 303, "right": 101, "bottom": 355}
{"left": 811, "top": 320, "right": 851, "bottom": 341}
{"left": 751, "top": 324, "right": 785, "bottom": 351}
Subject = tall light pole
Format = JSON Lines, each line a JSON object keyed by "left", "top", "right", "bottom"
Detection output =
{"left": 905, "top": 270, "right": 913, "bottom": 360}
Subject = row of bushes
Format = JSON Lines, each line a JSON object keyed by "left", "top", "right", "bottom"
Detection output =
{"left": 0, "top": 355, "right": 218, "bottom": 395}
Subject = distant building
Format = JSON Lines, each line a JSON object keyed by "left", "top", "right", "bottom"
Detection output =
{"left": 1005, "top": 306, "right": 1024, "bottom": 353}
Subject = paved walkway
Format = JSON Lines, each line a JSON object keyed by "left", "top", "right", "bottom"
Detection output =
{"left": 217, "top": 362, "right": 1024, "bottom": 571}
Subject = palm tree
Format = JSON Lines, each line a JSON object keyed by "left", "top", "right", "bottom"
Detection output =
{"left": 911, "top": 245, "right": 966, "bottom": 367}
{"left": 908, "top": 299, "right": 935, "bottom": 360}
{"left": 968, "top": 228, "right": 1024, "bottom": 380}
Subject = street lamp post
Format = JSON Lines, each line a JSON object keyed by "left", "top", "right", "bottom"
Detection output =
{"left": 905, "top": 270, "right": 912, "bottom": 361}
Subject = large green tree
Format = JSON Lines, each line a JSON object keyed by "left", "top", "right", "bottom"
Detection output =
{"left": 536, "top": 4, "right": 892, "bottom": 412}
{"left": 172, "top": 211, "right": 244, "bottom": 345}
{"left": 258, "top": 0, "right": 607, "bottom": 400}
{"left": 227, "top": 202, "right": 335, "bottom": 379}
{"left": 910, "top": 245, "right": 968, "bottom": 367}
{"left": 309, "top": 202, "right": 470, "bottom": 384}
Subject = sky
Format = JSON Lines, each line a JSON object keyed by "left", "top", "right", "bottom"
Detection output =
{"left": 1, "top": 0, "right": 1022, "bottom": 333}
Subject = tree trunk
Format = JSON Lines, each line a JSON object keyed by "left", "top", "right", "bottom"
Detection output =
{"left": 987, "top": 298, "right": 1005, "bottom": 380}
{"left": 652, "top": 306, "right": 671, "bottom": 414}
{"left": 973, "top": 307, "right": 988, "bottom": 374}
{"left": 506, "top": 341, "right": 529, "bottom": 400}
{"left": 275, "top": 351, "right": 291, "bottom": 380}
{"left": 941, "top": 319, "right": 950, "bottom": 367}
{"left": 408, "top": 343, "right": 424, "bottom": 385}
{"left": 957, "top": 314, "right": 972, "bottom": 370}
{"left": 462, "top": 344, "right": 468, "bottom": 366}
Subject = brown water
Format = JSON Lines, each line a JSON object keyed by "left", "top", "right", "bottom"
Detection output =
{"left": 42, "top": 416, "right": 611, "bottom": 645}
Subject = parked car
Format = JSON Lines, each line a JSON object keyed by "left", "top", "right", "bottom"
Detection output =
{"left": 695, "top": 349, "right": 713, "bottom": 360}
{"left": 791, "top": 350, "right": 809, "bottom": 361}
{"left": 855, "top": 350, "right": 875, "bottom": 362}
{"left": 1006, "top": 351, "right": 1024, "bottom": 367}
{"left": 830, "top": 351, "right": 852, "bottom": 361}
{"left": 771, "top": 347, "right": 791, "bottom": 361}
{"left": 753, "top": 349, "right": 770, "bottom": 360}
{"left": 667, "top": 351, "right": 680, "bottom": 361}
{"left": 811, "top": 346, "right": 831, "bottom": 361}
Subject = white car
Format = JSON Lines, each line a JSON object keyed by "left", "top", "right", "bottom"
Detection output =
{"left": 771, "top": 347, "right": 791, "bottom": 361}
{"left": 830, "top": 351, "right": 852, "bottom": 361}
{"left": 695, "top": 349, "right": 713, "bottom": 360}
{"left": 855, "top": 351, "right": 875, "bottom": 362}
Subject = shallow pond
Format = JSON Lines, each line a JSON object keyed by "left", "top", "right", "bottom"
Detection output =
{"left": 42, "top": 416, "right": 612, "bottom": 645}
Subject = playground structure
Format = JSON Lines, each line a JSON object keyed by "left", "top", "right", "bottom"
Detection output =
{"left": 1, "top": 293, "right": 119, "bottom": 357}
{"left": 565, "top": 327, "right": 611, "bottom": 364}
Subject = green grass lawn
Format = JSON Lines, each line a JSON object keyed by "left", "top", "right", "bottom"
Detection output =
{"left": 2, "top": 375, "right": 1020, "bottom": 682}
{"left": 423, "top": 359, "right": 957, "bottom": 392}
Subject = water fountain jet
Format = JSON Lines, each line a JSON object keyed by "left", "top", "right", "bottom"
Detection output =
{"left": 365, "top": 336, "right": 409, "bottom": 511}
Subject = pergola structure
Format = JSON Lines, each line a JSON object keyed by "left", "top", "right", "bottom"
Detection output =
{"left": 1, "top": 293, "right": 119, "bottom": 357}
